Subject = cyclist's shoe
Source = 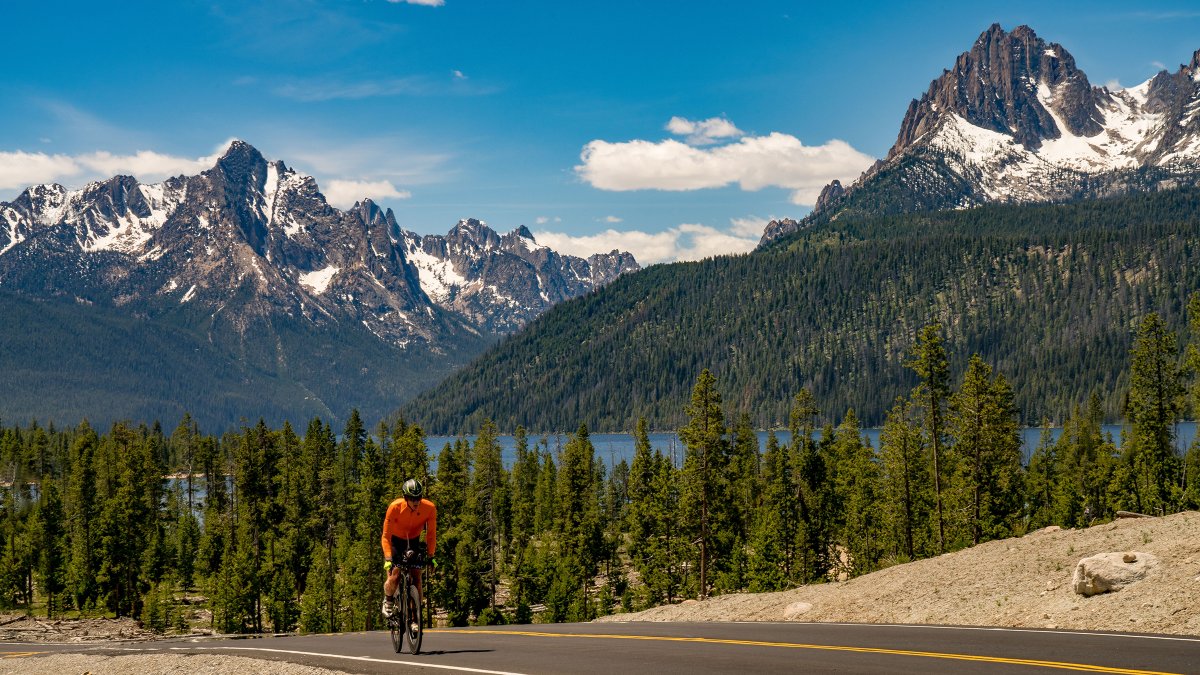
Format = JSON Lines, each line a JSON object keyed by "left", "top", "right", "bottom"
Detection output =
{"left": 382, "top": 595, "right": 395, "bottom": 617}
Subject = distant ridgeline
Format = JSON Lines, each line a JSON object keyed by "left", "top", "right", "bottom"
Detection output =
{"left": 402, "top": 188, "right": 1200, "bottom": 433}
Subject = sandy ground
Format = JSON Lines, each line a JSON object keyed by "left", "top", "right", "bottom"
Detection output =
{"left": 0, "top": 653, "right": 344, "bottom": 674}
{"left": 598, "top": 510, "right": 1200, "bottom": 635}
{"left": 3, "top": 512, "right": 1197, "bottom": 672}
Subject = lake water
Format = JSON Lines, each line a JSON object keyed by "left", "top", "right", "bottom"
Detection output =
{"left": 428, "top": 422, "right": 1199, "bottom": 468}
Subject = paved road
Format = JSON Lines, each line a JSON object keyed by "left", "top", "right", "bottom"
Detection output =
{"left": 5, "top": 622, "right": 1199, "bottom": 674}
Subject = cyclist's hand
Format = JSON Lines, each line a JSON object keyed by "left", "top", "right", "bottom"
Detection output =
{"left": 384, "top": 560, "right": 393, "bottom": 573}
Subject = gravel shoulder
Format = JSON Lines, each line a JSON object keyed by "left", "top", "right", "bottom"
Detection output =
{"left": 0, "top": 653, "right": 345, "bottom": 675}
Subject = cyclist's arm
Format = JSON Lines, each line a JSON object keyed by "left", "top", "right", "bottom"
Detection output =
{"left": 425, "top": 503, "right": 437, "bottom": 557}
{"left": 381, "top": 501, "right": 399, "bottom": 560}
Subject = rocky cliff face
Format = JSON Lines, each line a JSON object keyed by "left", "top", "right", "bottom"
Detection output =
{"left": 761, "top": 25, "right": 1200, "bottom": 245}
{"left": 0, "top": 141, "right": 640, "bottom": 345}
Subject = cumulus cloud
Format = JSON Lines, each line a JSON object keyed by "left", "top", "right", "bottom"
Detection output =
{"left": 666, "top": 116, "right": 744, "bottom": 146}
{"left": 0, "top": 142, "right": 232, "bottom": 192}
{"left": 322, "top": 179, "right": 412, "bottom": 208}
{"left": 576, "top": 123, "right": 875, "bottom": 206}
{"left": 535, "top": 217, "right": 768, "bottom": 265}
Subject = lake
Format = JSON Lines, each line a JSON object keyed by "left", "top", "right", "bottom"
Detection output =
{"left": 427, "top": 422, "right": 1198, "bottom": 468}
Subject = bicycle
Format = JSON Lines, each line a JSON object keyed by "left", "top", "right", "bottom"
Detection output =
{"left": 386, "top": 548, "right": 425, "bottom": 655}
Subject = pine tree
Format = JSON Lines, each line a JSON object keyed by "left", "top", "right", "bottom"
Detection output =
{"left": 1184, "top": 292, "right": 1200, "bottom": 509}
{"left": 830, "top": 410, "right": 882, "bottom": 577}
{"left": 1124, "top": 313, "right": 1185, "bottom": 514}
{"left": 878, "top": 397, "right": 932, "bottom": 561}
{"left": 65, "top": 422, "right": 99, "bottom": 610}
{"left": 678, "top": 370, "right": 729, "bottom": 599}
{"left": 790, "top": 389, "right": 830, "bottom": 583}
{"left": 34, "top": 477, "right": 65, "bottom": 617}
{"left": 555, "top": 423, "right": 602, "bottom": 619}
{"left": 948, "top": 357, "right": 1024, "bottom": 545}
{"left": 469, "top": 420, "right": 508, "bottom": 614}
{"left": 746, "top": 431, "right": 793, "bottom": 591}
{"left": 908, "top": 324, "right": 951, "bottom": 552}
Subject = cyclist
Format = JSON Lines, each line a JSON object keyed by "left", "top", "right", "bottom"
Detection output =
{"left": 381, "top": 478, "right": 438, "bottom": 617}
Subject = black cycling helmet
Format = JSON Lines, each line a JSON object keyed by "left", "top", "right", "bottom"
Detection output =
{"left": 402, "top": 478, "right": 423, "bottom": 499}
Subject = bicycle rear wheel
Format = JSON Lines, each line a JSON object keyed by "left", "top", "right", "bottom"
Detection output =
{"left": 405, "top": 583, "right": 423, "bottom": 655}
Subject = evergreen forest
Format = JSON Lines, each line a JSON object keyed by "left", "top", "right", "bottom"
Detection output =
{"left": 3, "top": 302, "right": 1200, "bottom": 631}
{"left": 403, "top": 188, "right": 1200, "bottom": 433}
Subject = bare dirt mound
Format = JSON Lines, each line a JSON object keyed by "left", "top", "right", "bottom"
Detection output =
{"left": 0, "top": 614, "right": 157, "bottom": 643}
{"left": 598, "top": 510, "right": 1200, "bottom": 636}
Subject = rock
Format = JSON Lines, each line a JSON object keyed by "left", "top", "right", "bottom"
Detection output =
{"left": 783, "top": 602, "right": 813, "bottom": 620}
{"left": 1040, "top": 526, "right": 1062, "bottom": 534}
{"left": 1072, "top": 551, "right": 1159, "bottom": 596}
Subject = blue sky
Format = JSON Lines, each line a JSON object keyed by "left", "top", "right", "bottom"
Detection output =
{"left": 3, "top": 1, "right": 1200, "bottom": 263}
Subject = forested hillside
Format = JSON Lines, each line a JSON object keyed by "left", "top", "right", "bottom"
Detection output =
{"left": 0, "top": 290, "right": 471, "bottom": 430}
{"left": 404, "top": 188, "right": 1200, "bottom": 433}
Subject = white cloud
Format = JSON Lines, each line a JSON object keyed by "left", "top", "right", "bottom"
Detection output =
{"left": 576, "top": 124, "right": 875, "bottom": 206}
{"left": 535, "top": 217, "right": 765, "bottom": 265}
{"left": 322, "top": 179, "right": 412, "bottom": 208}
{"left": 0, "top": 142, "right": 233, "bottom": 192}
{"left": 666, "top": 116, "right": 744, "bottom": 146}
{"left": 274, "top": 77, "right": 427, "bottom": 102}
{"left": 453, "top": 70, "right": 467, "bottom": 80}
{"left": 1104, "top": 79, "right": 1123, "bottom": 91}
{"left": 603, "top": 215, "right": 623, "bottom": 223}
{"left": 729, "top": 216, "right": 771, "bottom": 239}
{"left": 390, "top": 0, "right": 445, "bottom": 5}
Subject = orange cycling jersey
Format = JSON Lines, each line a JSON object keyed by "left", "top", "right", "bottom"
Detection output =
{"left": 381, "top": 497, "right": 437, "bottom": 560}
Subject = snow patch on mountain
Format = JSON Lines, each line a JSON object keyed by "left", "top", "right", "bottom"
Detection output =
{"left": 405, "top": 244, "right": 466, "bottom": 303}
{"left": 299, "top": 265, "right": 339, "bottom": 294}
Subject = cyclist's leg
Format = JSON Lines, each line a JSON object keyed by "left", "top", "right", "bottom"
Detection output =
{"left": 384, "top": 563, "right": 401, "bottom": 597}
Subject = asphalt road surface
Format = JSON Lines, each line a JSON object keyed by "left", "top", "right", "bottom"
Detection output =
{"left": 5, "top": 621, "right": 1199, "bottom": 674}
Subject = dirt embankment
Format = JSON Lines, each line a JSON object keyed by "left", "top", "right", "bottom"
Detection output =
{"left": 598, "top": 510, "right": 1200, "bottom": 636}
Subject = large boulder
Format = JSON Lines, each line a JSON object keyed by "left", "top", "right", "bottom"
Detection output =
{"left": 1072, "top": 551, "right": 1159, "bottom": 596}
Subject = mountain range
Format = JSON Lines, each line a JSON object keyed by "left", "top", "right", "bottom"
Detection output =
{"left": 403, "top": 25, "right": 1200, "bottom": 432}
{"left": 6, "top": 24, "right": 1200, "bottom": 434}
{"left": 762, "top": 24, "right": 1200, "bottom": 243}
{"left": 0, "top": 141, "right": 637, "bottom": 428}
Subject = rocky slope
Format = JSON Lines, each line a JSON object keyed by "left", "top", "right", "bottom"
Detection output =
{"left": 762, "top": 24, "right": 1200, "bottom": 244}
{"left": 600, "top": 511, "right": 1200, "bottom": 637}
{"left": 0, "top": 141, "right": 638, "bottom": 346}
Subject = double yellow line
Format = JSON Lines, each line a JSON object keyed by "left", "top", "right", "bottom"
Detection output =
{"left": 441, "top": 629, "right": 1182, "bottom": 674}
{"left": 0, "top": 651, "right": 44, "bottom": 659}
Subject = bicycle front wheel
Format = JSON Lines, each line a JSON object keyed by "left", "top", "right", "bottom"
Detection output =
{"left": 405, "top": 584, "right": 423, "bottom": 655}
{"left": 389, "top": 606, "right": 402, "bottom": 653}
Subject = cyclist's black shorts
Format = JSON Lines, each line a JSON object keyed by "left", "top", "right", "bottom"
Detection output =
{"left": 389, "top": 536, "right": 427, "bottom": 567}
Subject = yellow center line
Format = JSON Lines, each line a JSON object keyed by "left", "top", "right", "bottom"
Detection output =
{"left": 434, "top": 629, "right": 1182, "bottom": 675}
{"left": 0, "top": 651, "right": 45, "bottom": 658}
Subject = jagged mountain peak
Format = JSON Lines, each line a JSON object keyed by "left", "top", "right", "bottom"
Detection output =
{"left": 760, "top": 26, "right": 1200, "bottom": 247}
{"left": 891, "top": 23, "right": 1102, "bottom": 158}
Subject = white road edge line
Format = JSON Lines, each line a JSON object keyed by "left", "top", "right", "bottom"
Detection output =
{"left": 169, "top": 646, "right": 530, "bottom": 674}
